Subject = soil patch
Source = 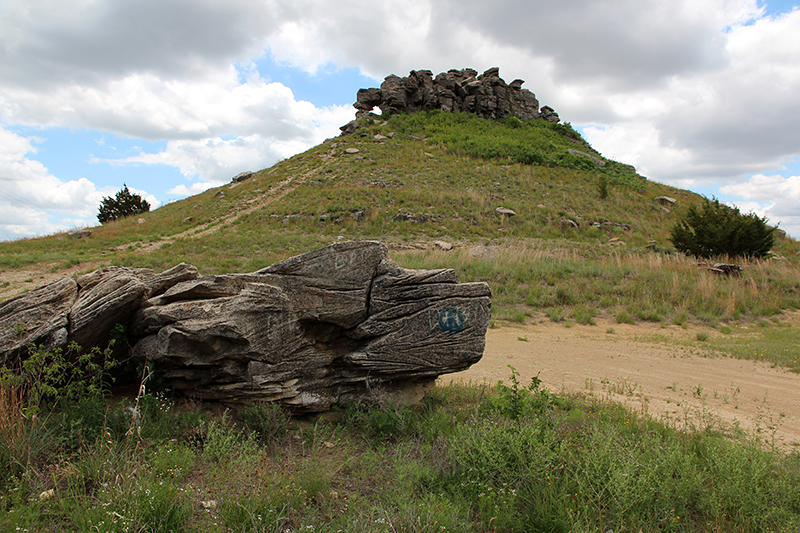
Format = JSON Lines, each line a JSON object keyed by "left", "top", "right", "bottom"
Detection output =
{"left": 444, "top": 315, "right": 800, "bottom": 450}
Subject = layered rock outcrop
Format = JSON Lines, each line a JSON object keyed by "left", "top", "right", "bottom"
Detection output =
{"left": 1, "top": 242, "right": 491, "bottom": 411}
{"left": 345, "top": 67, "right": 559, "bottom": 128}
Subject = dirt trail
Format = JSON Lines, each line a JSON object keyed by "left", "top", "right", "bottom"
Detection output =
{"left": 444, "top": 315, "right": 800, "bottom": 450}
{"left": 0, "top": 153, "right": 336, "bottom": 301}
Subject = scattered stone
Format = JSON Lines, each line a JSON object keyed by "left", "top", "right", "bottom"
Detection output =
{"left": 661, "top": 207, "right": 671, "bottom": 213}
{"left": 68, "top": 230, "right": 91, "bottom": 239}
{"left": 468, "top": 245, "right": 499, "bottom": 260}
{"left": 374, "top": 134, "right": 388, "bottom": 141}
{"left": 200, "top": 500, "right": 218, "bottom": 510}
{"left": 232, "top": 171, "right": 253, "bottom": 183}
{"left": 344, "top": 148, "right": 360, "bottom": 154}
{"left": 434, "top": 240, "right": 453, "bottom": 251}
{"left": 352, "top": 210, "right": 365, "bottom": 222}
{"left": 654, "top": 196, "right": 676, "bottom": 206}
{"left": 39, "top": 489, "right": 55, "bottom": 501}
{"left": 1, "top": 243, "right": 490, "bottom": 412}
{"left": 214, "top": 191, "right": 225, "bottom": 199}
{"left": 561, "top": 219, "right": 579, "bottom": 229}
{"left": 181, "top": 217, "right": 193, "bottom": 225}
{"left": 137, "top": 218, "right": 145, "bottom": 224}
{"left": 394, "top": 212, "right": 428, "bottom": 223}
{"left": 495, "top": 207, "right": 516, "bottom": 218}
{"left": 346, "top": 67, "right": 558, "bottom": 126}
{"left": 567, "top": 149, "right": 606, "bottom": 167}
{"left": 708, "top": 263, "right": 743, "bottom": 277}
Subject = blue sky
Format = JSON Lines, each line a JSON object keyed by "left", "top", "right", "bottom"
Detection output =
{"left": 2, "top": 0, "right": 800, "bottom": 241}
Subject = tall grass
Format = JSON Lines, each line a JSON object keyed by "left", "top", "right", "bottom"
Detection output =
{"left": 394, "top": 244, "right": 800, "bottom": 326}
{"left": 2, "top": 377, "right": 800, "bottom": 532}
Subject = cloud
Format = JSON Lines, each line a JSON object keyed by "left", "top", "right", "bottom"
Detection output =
{"left": 3, "top": 0, "right": 800, "bottom": 240}
{"left": 721, "top": 173, "right": 800, "bottom": 238}
{"left": 0, "top": 125, "right": 165, "bottom": 239}
{"left": 167, "top": 181, "right": 225, "bottom": 197}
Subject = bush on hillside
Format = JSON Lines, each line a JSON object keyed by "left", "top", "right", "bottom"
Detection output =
{"left": 669, "top": 198, "right": 775, "bottom": 259}
{"left": 97, "top": 184, "right": 150, "bottom": 223}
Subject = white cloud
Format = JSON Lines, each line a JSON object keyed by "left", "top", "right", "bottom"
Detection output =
{"left": 167, "top": 181, "right": 224, "bottom": 197}
{"left": 3, "top": 0, "right": 800, "bottom": 240}
{"left": 721, "top": 174, "right": 800, "bottom": 238}
{"left": 0, "top": 125, "right": 161, "bottom": 239}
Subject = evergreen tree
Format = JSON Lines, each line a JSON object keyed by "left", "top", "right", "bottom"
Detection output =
{"left": 97, "top": 184, "right": 150, "bottom": 223}
{"left": 669, "top": 198, "right": 775, "bottom": 259}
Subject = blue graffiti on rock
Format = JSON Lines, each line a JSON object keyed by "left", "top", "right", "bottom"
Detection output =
{"left": 437, "top": 308, "right": 466, "bottom": 333}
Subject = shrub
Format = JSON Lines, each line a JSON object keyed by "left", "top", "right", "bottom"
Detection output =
{"left": 97, "top": 184, "right": 150, "bottom": 223}
{"left": 669, "top": 198, "right": 775, "bottom": 259}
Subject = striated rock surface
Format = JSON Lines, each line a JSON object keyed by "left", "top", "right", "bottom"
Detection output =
{"left": 343, "top": 67, "right": 559, "bottom": 132}
{"left": 1, "top": 242, "right": 491, "bottom": 412}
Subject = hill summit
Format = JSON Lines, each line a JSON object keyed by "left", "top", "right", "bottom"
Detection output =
{"left": 341, "top": 67, "right": 559, "bottom": 135}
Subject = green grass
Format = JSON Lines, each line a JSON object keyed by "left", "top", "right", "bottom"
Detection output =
{"left": 707, "top": 319, "right": 800, "bottom": 373}
{"left": 393, "top": 244, "right": 800, "bottom": 326}
{"left": 2, "top": 379, "right": 800, "bottom": 532}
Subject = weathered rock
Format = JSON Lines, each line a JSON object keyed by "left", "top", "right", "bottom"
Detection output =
{"left": 495, "top": 207, "right": 516, "bottom": 218}
{"left": 567, "top": 149, "right": 606, "bottom": 167}
{"left": 433, "top": 240, "right": 453, "bottom": 251}
{"left": 654, "top": 196, "right": 676, "bottom": 206}
{"left": 348, "top": 67, "right": 557, "bottom": 124}
{"left": 468, "top": 245, "right": 499, "bottom": 260}
{"left": 0, "top": 277, "right": 77, "bottom": 358}
{"left": 1, "top": 243, "right": 490, "bottom": 412}
{"left": 232, "top": 171, "right": 253, "bottom": 183}
{"left": 68, "top": 230, "right": 92, "bottom": 239}
{"left": 708, "top": 263, "right": 743, "bottom": 277}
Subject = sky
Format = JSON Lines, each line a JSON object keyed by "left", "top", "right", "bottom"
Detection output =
{"left": 2, "top": 0, "right": 800, "bottom": 241}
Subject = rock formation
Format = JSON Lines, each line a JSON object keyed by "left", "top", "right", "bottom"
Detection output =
{"left": 0, "top": 242, "right": 491, "bottom": 412}
{"left": 341, "top": 67, "right": 559, "bottom": 134}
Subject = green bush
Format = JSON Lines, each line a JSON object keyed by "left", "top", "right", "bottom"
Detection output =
{"left": 670, "top": 198, "right": 775, "bottom": 259}
{"left": 97, "top": 184, "right": 150, "bottom": 224}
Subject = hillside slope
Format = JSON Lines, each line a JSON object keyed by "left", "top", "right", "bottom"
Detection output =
{"left": 2, "top": 111, "right": 799, "bottom": 325}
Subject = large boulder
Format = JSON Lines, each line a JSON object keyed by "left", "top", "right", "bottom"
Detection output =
{"left": 1, "top": 242, "right": 491, "bottom": 412}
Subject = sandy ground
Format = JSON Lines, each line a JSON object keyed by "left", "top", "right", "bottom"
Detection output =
{"left": 444, "top": 315, "right": 800, "bottom": 450}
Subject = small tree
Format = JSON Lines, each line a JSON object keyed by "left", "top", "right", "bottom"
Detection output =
{"left": 669, "top": 198, "right": 775, "bottom": 259}
{"left": 97, "top": 184, "right": 150, "bottom": 224}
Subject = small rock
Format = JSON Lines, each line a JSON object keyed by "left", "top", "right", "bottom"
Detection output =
{"left": 68, "top": 230, "right": 92, "bottom": 239}
{"left": 434, "top": 240, "right": 453, "bottom": 251}
{"left": 468, "top": 245, "right": 499, "bottom": 260}
{"left": 214, "top": 191, "right": 225, "bottom": 199}
{"left": 567, "top": 149, "right": 606, "bottom": 167}
{"left": 39, "top": 489, "right": 55, "bottom": 501}
{"left": 201, "top": 500, "right": 218, "bottom": 510}
{"left": 137, "top": 218, "right": 145, "bottom": 224}
{"left": 352, "top": 210, "right": 365, "bottom": 222}
{"left": 561, "top": 219, "right": 579, "bottom": 229}
{"left": 232, "top": 171, "right": 253, "bottom": 183}
{"left": 495, "top": 207, "right": 516, "bottom": 218}
{"left": 345, "top": 148, "right": 360, "bottom": 154}
{"left": 654, "top": 196, "right": 676, "bottom": 206}
{"left": 374, "top": 134, "right": 388, "bottom": 141}
{"left": 181, "top": 217, "right": 193, "bottom": 225}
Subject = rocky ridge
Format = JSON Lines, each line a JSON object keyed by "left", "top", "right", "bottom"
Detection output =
{"left": 341, "top": 67, "right": 559, "bottom": 134}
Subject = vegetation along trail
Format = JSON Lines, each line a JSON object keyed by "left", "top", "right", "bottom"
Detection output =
{"left": 446, "top": 313, "right": 800, "bottom": 450}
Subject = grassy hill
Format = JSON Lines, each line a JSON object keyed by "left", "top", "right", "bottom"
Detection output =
{"left": 3, "top": 111, "right": 800, "bottom": 532}
{"left": 3, "top": 110, "right": 799, "bottom": 327}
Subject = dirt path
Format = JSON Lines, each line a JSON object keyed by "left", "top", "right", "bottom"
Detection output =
{"left": 444, "top": 316, "right": 800, "bottom": 450}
